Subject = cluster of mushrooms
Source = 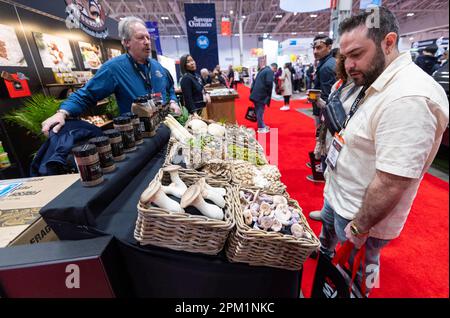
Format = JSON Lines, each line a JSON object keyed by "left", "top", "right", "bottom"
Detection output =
{"left": 239, "top": 190, "right": 312, "bottom": 239}
{"left": 233, "top": 161, "right": 286, "bottom": 193}
{"left": 140, "top": 165, "right": 226, "bottom": 220}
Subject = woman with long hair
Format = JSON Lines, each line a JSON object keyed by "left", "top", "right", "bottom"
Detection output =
{"left": 179, "top": 54, "right": 209, "bottom": 114}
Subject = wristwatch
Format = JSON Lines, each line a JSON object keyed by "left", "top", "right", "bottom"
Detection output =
{"left": 350, "top": 222, "right": 369, "bottom": 236}
{"left": 56, "top": 109, "right": 70, "bottom": 119}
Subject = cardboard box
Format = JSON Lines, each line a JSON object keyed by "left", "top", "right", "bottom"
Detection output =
{"left": 0, "top": 174, "right": 79, "bottom": 247}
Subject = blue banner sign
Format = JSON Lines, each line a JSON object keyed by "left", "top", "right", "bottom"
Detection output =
{"left": 184, "top": 3, "right": 219, "bottom": 72}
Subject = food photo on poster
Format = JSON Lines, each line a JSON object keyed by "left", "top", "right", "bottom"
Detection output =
{"left": 0, "top": 23, "right": 27, "bottom": 67}
{"left": 33, "top": 31, "right": 75, "bottom": 69}
{"left": 78, "top": 41, "right": 103, "bottom": 69}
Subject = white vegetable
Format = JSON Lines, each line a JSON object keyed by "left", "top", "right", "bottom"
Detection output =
{"left": 207, "top": 123, "right": 226, "bottom": 137}
{"left": 189, "top": 119, "right": 208, "bottom": 134}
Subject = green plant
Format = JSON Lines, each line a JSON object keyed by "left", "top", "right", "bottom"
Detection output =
{"left": 104, "top": 95, "right": 120, "bottom": 118}
{"left": 3, "top": 93, "right": 62, "bottom": 141}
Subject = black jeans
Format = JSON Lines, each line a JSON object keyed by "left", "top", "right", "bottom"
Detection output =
{"left": 283, "top": 95, "right": 291, "bottom": 105}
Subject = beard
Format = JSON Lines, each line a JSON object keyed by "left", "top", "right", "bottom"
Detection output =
{"left": 350, "top": 46, "right": 386, "bottom": 87}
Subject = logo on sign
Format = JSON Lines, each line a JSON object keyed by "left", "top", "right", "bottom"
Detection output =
{"left": 197, "top": 36, "right": 210, "bottom": 49}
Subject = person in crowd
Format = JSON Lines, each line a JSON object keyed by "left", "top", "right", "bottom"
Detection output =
{"left": 227, "top": 65, "right": 235, "bottom": 89}
{"left": 305, "top": 63, "right": 314, "bottom": 90}
{"left": 179, "top": 54, "right": 208, "bottom": 115}
{"left": 274, "top": 67, "right": 283, "bottom": 95}
{"left": 308, "top": 50, "right": 361, "bottom": 222}
{"left": 250, "top": 63, "right": 277, "bottom": 133}
{"left": 233, "top": 68, "right": 240, "bottom": 89}
{"left": 307, "top": 34, "right": 337, "bottom": 184}
{"left": 211, "top": 69, "right": 227, "bottom": 86}
{"left": 317, "top": 7, "right": 448, "bottom": 296}
{"left": 41, "top": 16, "right": 180, "bottom": 135}
{"left": 279, "top": 63, "right": 293, "bottom": 111}
{"left": 293, "top": 62, "right": 303, "bottom": 93}
{"left": 200, "top": 68, "right": 212, "bottom": 87}
{"left": 415, "top": 45, "right": 440, "bottom": 75}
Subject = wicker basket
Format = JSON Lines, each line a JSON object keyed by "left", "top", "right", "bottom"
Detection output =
{"left": 225, "top": 187, "right": 320, "bottom": 271}
{"left": 134, "top": 169, "right": 235, "bottom": 255}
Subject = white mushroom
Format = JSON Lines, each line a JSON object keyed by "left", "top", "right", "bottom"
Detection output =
{"left": 259, "top": 202, "right": 272, "bottom": 216}
{"left": 180, "top": 184, "right": 224, "bottom": 220}
{"left": 274, "top": 204, "right": 292, "bottom": 225}
{"left": 271, "top": 219, "right": 282, "bottom": 232}
{"left": 196, "top": 178, "right": 226, "bottom": 208}
{"left": 162, "top": 165, "right": 187, "bottom": 192}
{"left": 198, "top": 177, "right": 226, "bottom": 197}
{"left": 140, "top": 180, "right": 184, "bottom": 213}
{"left": 290, "top": 223, "right": 304, "bottom": 238}
{"left": 258, "top": 216, "right": 274, "bottom": 231}
{"left": 273, "top": 195, "right": 288, "bottom": 207}
{"left": 243, "top": 209, "right": 253, "bottom": 226}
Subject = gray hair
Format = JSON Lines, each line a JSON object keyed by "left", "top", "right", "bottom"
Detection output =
{"left": 200, "top": 68, "right": 209, "bottom": 75}
{"left": 118, "top": 16, "right": 146, "bottom": 42}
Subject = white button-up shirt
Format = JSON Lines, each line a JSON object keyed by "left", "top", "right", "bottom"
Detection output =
{"left": 324, "top": 52, "right": 449, "bottom": 240}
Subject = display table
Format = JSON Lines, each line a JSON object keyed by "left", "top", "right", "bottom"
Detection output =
{"left": 36, "top": 124, "right": 302, "bottom": 297}
{"left": 204, "top": 88, "right": 238, "bottom": 124}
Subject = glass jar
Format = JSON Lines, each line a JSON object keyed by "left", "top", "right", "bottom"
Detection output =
{"left": 122, "top": 112, "right": 143, "bottom": 145}
{"left": 103, "top": 129, "right": 125, "bottom": 161}
{"left": 113, "top": 116, "right": 136, "bottom": 152}
{"left": 72, "top": 144, "right": 103, "bottom": 187}
{"left": 89, "top": 136, "right": 116, "bottom": 173}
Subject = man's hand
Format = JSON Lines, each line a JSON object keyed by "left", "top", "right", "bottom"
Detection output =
{"left": 41, "top": 112, "right": 66, "bottom": 136}
{"left": 169, "top": 101, "right": 181, "bottom": 115}
{"left": 344, "top": 222, "right": 369, "bottom": 249}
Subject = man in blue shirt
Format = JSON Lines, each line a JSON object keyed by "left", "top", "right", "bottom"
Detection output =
{"left": 42, "top": 16, "right": 180, "bottom": 135}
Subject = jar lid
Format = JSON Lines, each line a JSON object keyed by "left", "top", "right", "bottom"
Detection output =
{"left": 113, "top": 116, "right": 131, "bottom": 125}
{"left": 72, "top": 143, "right": 97, "bottom": 157}
{"left": 103, "top": 129, "right": 121, "bottom": 138}
{"left": 133, "top": 95, "right": 148, "bottom": 103}
{"left": 89, "top": 136, "right": 110, "bottom": 147}
{"left": 122, "top": 112, "right": 138, "bottom": 119}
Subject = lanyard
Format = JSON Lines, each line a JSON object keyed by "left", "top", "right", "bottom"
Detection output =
{"left": 342, "top": 86, "right": 368, "bottom": 129}
{"left": 127, "top": 53, "right": 152, "bottom": 92}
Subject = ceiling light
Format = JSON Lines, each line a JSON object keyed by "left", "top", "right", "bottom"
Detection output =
{"left": 291, "top": 32, "right": 297, "bottom": 35}
{"left": 275, "top": 14, "right": 283, "bottom": 18}
{"left": 280, "top": 0, "right": 329, "bottom": 13}
{"left": 407, "top": 12, "right": 415, "bottom": 17}
{"left": 161, "top": 16, "right": 169, "bottom": 20}
{"left": 230, "top": 10, "right": 233, "bottom": 15}
{"left": 234, "top": 34, "right": 239, "bottom": 37}
{"left": 409, "top": 37, "right": 414, "bottom": 41}
{"left": 310, "top": 14, "right": 318, "bottom": 18}
{"left": 242, "top": 15, "right": 246, "bottom": 19}
{"left": 318, "top": 31, "right": 324, "bottom": 34}
{"left": 174, "top": 35, "right": 180, "bottom": 38}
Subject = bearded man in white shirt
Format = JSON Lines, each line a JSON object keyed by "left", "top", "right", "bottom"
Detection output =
{"left": 318, "top": 6, "right": 449, "bottom": 296}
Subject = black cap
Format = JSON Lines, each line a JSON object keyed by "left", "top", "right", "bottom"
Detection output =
{"left": 89, "top": 136, "right": 110, "bottom": 147}
{"left": 113, "top": 116, "right": 131, "bottom": 125}
{"left": 72, "top": 143, "right": 97, "bottom": 157}
{"left": 103, "top": 129, "right": 121, "bottom": 138}
{"left": 122, "top": 112, "right": 138, "bottom": 119}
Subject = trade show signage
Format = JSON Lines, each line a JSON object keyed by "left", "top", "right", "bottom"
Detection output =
{"left": 146, "top": 21, "right": 163, "bottom": 55}
{"left": 184, "top": 3, "right": 219, "bottom": 72}
{"left": 64, "top": 0, "right": 108, "bottom": 38}
{"left": 221, "top": 17, "right": 231, "bottom": 36}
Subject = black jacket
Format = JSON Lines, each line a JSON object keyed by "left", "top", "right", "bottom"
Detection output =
{"left": 180, "top": 72, "right": 206, "bottom": 113}
{"left": 30, "top": 120, "right": 103, "bottom": 176}
{"left": 313, "top": 53, "right": 336, "bottom": 102}
{"left": 250, "top": 66, "right": 274, "bottom": 106}
{"left": 415, "top": 54, "right": 440, "bottom": 75}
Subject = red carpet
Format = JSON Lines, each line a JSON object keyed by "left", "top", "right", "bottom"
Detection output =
{"left": 233, "top": 84, "right": 449, "bottom": 298}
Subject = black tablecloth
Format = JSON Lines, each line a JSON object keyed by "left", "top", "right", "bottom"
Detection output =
{"left": 39, "top": 124, "right": 302, "bottom": 297}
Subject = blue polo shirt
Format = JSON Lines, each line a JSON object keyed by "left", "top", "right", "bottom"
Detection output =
{"left": 60, "top": 54, "right": 177, "bottom": 116}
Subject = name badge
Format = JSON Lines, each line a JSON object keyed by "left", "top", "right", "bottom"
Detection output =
{"left": 326, "top": 133, "right": 344, "bottom": 170}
